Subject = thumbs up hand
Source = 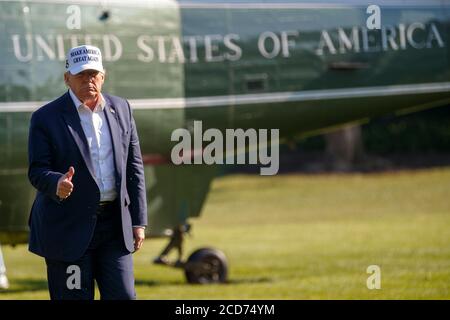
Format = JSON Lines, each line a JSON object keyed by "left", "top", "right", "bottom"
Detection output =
{"left": 56, "top": 166, "right": 75, "bottom": 199}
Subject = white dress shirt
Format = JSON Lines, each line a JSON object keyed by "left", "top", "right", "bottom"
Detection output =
{"left": 69, "top": 89, "right": 117, "bottom": 202}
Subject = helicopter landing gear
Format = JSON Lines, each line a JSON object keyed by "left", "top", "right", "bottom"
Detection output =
{"left": 184, "top": 248, "right": 228, "bottom": 284}
{"left": 153, "top": 224, "right": 190, "bottom": 268}
{"left": 153, "top": 225, "right": 228, "bottom": 284}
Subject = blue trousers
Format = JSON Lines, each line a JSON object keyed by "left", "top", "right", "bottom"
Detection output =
{"left": 45, "top": 210, "right": 135, "bottom": 300}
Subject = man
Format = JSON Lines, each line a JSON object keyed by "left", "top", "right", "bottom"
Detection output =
{"left": 27, "top": 45, "right": 147, "bottom": 300}
{"left": 0, "top": 244, "right": 9, "bottom": 289}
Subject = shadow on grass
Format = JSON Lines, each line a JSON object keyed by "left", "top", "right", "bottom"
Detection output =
{"left": 1, "top": 277, "right": 274, "bottom": 296}
{"left": 135, "top": 277, "right": 273, "bottom": 287}
{"left": 226, "top": 277, "right": 273, "bottom": 285}
{"left": 135, "top": 279, "right": 161, "bottom": 287}
{"left": 0, "top": 278, "right": 48, "bottom": 294}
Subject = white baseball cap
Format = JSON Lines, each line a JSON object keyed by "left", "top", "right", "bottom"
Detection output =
{"left": 65, "top": 45, "right": 104, "bottom": 75}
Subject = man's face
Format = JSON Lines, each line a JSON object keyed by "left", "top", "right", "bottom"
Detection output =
{"left": 64, "top": 69, "right": 105, "bottom": 103}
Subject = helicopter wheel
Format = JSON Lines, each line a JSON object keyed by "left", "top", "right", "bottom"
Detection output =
{"left": 184, "top": 248, "right": 228, "bottom": 284}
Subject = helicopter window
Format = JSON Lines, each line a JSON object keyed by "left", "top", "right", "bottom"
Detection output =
{"left": 245, "top": 74, "right": 268, "bottom": 93}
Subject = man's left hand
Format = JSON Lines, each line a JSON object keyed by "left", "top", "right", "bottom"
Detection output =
{"left": 133, "top": 227, "right": 145, "bottom": 252}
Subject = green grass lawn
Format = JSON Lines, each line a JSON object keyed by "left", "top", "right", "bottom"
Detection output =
{"left": 1, "top": 167, "right": 450, "bottom": 299}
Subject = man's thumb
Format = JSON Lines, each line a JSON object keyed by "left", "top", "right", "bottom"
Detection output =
{"left": 65, "top": 166, "right": 75, "bottom": 181}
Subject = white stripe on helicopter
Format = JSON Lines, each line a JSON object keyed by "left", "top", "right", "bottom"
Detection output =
{"left": 1, "top": 82, "right": 450, "bottom": 112}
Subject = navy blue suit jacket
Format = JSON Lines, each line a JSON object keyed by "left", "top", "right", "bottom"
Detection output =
{"left": 28, "top": 91, "right": 147, "bottom": 262}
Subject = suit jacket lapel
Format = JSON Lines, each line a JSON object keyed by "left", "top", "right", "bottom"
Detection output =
{"left": 61, "top": 92, "right": 97, "bottom": 180}
{"left": 103, "top": 96, "right": 123, "bottom": 184}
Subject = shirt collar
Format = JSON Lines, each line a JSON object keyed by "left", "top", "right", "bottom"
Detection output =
{"left": 68, "top": 89, "right": 105, "bottom": 112}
